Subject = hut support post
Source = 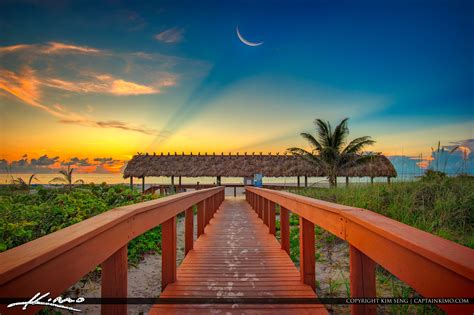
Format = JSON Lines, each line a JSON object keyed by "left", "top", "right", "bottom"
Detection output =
{"left": 346, "top": 176, "right": 349, "bottom": 187}
{"left": 370, "top": 177, "right": 374, "bottom": 185}
{"left": 130, "top": 177, "right": 133, "bottom": 190}
{"left": 387, "top": 176, "right": 391, "bottom": 184}
{"left": 234, "top": 186, "right": 236, "bottom": 197}
{"left": 142, "top": 177, "right": 145, "bottom": 193}
{"left": 297, "top": 176, "right": 300, "bottom": 187}
{"left": 216, "top": 176, "right": 221, "bottom": 186}
{"left": 179, "top": 176, "right": 182, "bottom": 186}
{"left": 304, "top": 176, "right": 308, "bottom": 187}
{"left": 171, "top": 176, "right": 175, "bottom": 186}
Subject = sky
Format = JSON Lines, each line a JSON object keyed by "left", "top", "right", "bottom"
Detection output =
{"left": 0, "top": 0, "right": 472, "bottom": 175}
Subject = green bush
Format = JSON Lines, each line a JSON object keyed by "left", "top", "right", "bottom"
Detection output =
{"left": 0, "top": 184, "right": 162, "bottom": 263}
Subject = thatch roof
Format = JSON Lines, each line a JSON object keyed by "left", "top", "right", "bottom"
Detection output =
{"left": 123, "top": 153, "right": 397, "bottom": 178}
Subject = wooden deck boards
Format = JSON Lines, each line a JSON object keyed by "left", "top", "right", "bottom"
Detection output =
{"left": 150, "top": 198, "right": 327, "bottom": 314}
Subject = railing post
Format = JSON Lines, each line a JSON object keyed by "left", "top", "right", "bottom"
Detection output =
{"left": 101, "top": 245, "right": 127, "bottom": 315}
{"left": 300, "top": 217, "right": 315, "bottom": 291}
{"left": 268, "top": 200, "right": 276, "bottom": 235}
{"left": 350, "top": 245, "right": 377, "bottom": 315}
{"left": 258, "top": 196, "right": 262, "bottom": 219}
{"left": 197, "top": 200, "right": 205, "bottom": 237}
{"left": 185, "top": 206, "right": 194, "bottom": 255}
{"left": 161, "top": 216, "right": 176, "bottom": 291}
{"left": 280, "top": 206, "right": 290, "bottom": 254}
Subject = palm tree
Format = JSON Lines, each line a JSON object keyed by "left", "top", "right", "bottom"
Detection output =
{"left": 287, "top": 118, "right": 375, "bottom": 188}
{"left": 12, "top": 174, "right": 38, "bottom": 190}
{"left": 49, "top": 166, "right": 84, "bottom": 190}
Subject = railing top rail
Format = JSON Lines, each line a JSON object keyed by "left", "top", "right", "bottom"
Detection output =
{"left": 246, "top": 187, "right": 474, "bottom": 283}
{"left": 0, "top": 186, "right": 224, "bottom": 286}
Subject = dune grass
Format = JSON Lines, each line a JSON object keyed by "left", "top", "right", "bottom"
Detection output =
{"left": 290, "top": 175, "right": 474, "bottom": 248}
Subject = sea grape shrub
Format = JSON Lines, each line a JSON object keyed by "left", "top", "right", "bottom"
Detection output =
{"left": 0, "top": 184, "right": 159, "bottom": 263}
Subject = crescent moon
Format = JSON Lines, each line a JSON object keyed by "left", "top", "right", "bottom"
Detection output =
{"left": 236, "top": 26, "right": 263, "bottom": 47}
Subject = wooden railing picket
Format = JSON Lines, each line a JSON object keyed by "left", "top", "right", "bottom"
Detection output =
{"left": 299, "top": 217, "right": 316, "bottom": 291}
{"left": 263, "top": 198, "right": 268, "bottom": 226}
{"left": 258, "top": 196, "right": 263, "bottom": 219}
{"left": 101, "top": 245, "right": 128, "bottom": 315}
{"left": 268, "top": 200, "right": 276, "bottom": 235}
{"left": 280, "top": 206, "right": 290, "bottom": 254}
{"left": 350, "top": 245, "right": 377, "bottom": 314}
{"left": 197, "top": 200, "right": 205, "bottom": 237}
{"left": 161, "top": 217, "right": 177, "bottom": 291}
{"left": 185, "top": 206, "right": 194, "bottom": 255}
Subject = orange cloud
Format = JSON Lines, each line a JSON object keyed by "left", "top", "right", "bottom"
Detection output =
{"left": 44, "top": 42, "right": 101, "bottom": 54}
{"left": 0, "top": 44, "right": 33, "bottom": 53}
{"left": 42, "top": 76, "right": 161, "bottom": 96}
{"left": 0, "top": 67, "right": 161, "bottom": 135}
{"left": 111, "top": 79, "right": 158, "bottom": 95}
{"left": 0, "top": 42, "right": 101, "bottom": 55}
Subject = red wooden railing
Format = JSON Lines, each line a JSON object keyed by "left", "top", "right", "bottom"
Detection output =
{"left": 0, "top": 187, "right": 225, "bottom": 315}
{"left": 245, "top": 187, "right": 474, "bottom": 314}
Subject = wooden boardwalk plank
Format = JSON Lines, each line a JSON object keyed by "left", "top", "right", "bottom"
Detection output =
{"left": 150, "top": 198, "right": 327, "bottom": 314}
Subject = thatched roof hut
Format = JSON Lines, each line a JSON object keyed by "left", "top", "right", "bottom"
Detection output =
{"left": 123, "top": 153, "right": 397, "bottom": 179}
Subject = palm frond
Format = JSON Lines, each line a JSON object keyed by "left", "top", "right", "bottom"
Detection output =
{"left": 340, "top": 153, "right": 377, "bottom": 169}
{"left": 74, "top": 179, "right": 84, "bottom": 185}
{"left": 287, "top": 147, "right": 325, "bottom": 168}
{"left": 332, "top": 118, "right": 349, "bottom": 150}
{"left": 314, "top": 119, "right": 332, "bottom": 147}
{"left": 449, "top": 145, "right": 459, "bottom": 154}
{"left": 300, "top": 132, "right": 323, "bottom": 152}
{"left": 49, "top": 177, "right": 66, "bottom": 184}
{"left": 28, "top": 174, "right": 38, "bottom": 186}
{"left": 342, "top": 136, "right": 375, "bottom": 154}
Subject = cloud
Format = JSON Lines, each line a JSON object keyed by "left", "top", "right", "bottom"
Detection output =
{"left": 0, "top": 42, "right": 101, "bottom": 55}
{"left": 2, "top": 155, "right": 61, "bottom": 173}
{"left": 44, "top": 42, "right": 101, "bottom": 54}
{"left": 0, "top": 41, "right": 209, "bottom": 135}
{"left": 61, "top": 157, "right": 92, "bottom": 167}
{"left": 92, "top": 157, "right": 123, "bottom": 173}
{"left": 0, "top": 68, "right": 160, "bottom": 135}
{"left": 386, "top": 138, "right": 474, "bottom": 176}
{"left": 31, "top": 155, "right": 59, "bottom": 166}
{"left": 0, "top": 159, "right": 8, "bottom": 169}
{"left": 0, "top": 154, "right": 126, "bottom": 174}
{"left": 41, "top": 74, "right": 167, "bottom": 96}
{"left": 93, "top": 157, "right": 118, "bottom": 165}
{"left": 59, "top": 119, "right": 162, "bottom": 136}
{"left": 154, "top": 28, "right": 183, "bottom": 43}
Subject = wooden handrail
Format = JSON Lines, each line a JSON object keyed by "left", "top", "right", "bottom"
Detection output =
{"left": 0, "top": 186, "right": 225, "bottom": 314}
{"left": 245, "top": 187, "right": 474, "bottom": 314}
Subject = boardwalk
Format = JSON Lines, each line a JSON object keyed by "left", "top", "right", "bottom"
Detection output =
{"left": 150, "top": 198, "right": 327, "bottom": 314}
{"left": 2, "top": 187, "right": 471, "bottom": 315}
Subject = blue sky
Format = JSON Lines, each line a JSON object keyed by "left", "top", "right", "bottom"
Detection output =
{"left": 0, "top": 0, "right": 472, "bottom": 174}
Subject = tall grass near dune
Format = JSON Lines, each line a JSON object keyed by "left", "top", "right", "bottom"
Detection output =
{"left": 291, "top": 175, "right": 474, "bottom": 248}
